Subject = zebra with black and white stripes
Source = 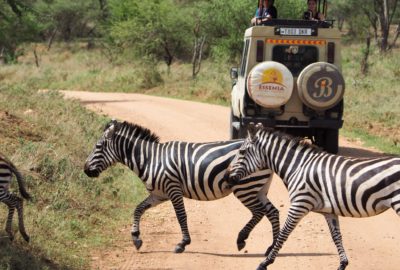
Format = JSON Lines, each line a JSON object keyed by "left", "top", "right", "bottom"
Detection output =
{"left": 0, "top": 153, "right": 31, "bottom": 242}
{"left": 84, "top": 120, "right": 279, "bottom": 253}
{"left": 227, "top": 124, "right": 400, "bottom": 270}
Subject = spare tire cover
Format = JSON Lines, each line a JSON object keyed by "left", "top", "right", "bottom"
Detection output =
{"left": 247, "top": 61, "right": 294, "bottom": 108}
{"left": 297, "top": 62, "right": 345, "bottom": 110}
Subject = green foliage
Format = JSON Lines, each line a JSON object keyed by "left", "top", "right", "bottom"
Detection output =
{"left": 275, "top": 0, "right": 305, "bottom": 20}
{"left": 107, "top": 0, "right": 193, "bottom": 63}
{"left": 0, "top": 1, "right": 41, "bottom": 62}
{"left": 34, "top": 0, "right": 101, "bottom": 41}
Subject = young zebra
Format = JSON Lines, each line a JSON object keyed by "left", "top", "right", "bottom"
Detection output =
{"left": 0, "top": 153, "right": 31, "bottom": 242}
{"left": 84, "top": 120, "right": 279, "bottom": 253}
{"left": 227, "top": 125, "right": 400, "bottom": 270}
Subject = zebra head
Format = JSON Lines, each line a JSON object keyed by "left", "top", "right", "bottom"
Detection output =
{"left": 84, "top": 120, "right": 121, "bottom": 178}
{"left": 227, "top": 123, "right": 267, "bottom": 184}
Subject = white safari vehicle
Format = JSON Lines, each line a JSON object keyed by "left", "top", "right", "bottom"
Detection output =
{"left": 230, "top": 12, "right": 345, "bottom": 154}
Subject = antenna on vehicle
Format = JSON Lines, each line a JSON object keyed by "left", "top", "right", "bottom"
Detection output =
{"left": 323, "top": 0, "right": 328, "bottom": 18}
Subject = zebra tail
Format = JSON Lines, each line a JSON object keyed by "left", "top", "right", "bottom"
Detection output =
{"left": 10, "top": 165, "right": 32, "bottom": 200}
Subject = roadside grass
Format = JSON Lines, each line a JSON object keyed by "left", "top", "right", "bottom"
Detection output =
{"left": 0, "top": 86, "right": 147, "bottom": 269}
{"left": 341, "top": 44, "right": 400, "bottom": 154}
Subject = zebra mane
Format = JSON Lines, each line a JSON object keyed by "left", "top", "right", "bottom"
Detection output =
{"left": 114, "top": 121, "right": 160, "bottom": 143}
{"left": 261, "top": 128, "right": 322, "bottom": 152}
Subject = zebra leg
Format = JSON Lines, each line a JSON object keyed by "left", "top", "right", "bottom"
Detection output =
{"left": 233, "top": 174, "right": 279, "bottom": 251}
{"left": 390, "top": 197, "right": 400, "bottom": 216}
{"left": 323, "top": 213, "right": 348, "bottom": 270}
{"left": 258, "top": 204, "right": 309, "bottom": 270}
{"left": 235, "top": 205, "right": 264, "bottom": 251}
{"left": 167, "top": 188, "right": 191, "bottom": 253}
{"left": 233, "top": 192, "right": 279, "bottom": 251}
{"left": 2, "top": 196, "right": 16, "bottom": 241}
{"left": 131, "top": 194, "right": 167, "bottom": 250}
{"left": 263, "top": 200, "right": 280, "bottom": 255}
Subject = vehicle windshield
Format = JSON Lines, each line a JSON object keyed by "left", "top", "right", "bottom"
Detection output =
{"left": 272, "top": 45, "right": 318, "bottom": 76}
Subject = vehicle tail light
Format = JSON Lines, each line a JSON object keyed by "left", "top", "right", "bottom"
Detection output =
{"left": 327, "top": 42, "right": 335, "bottom": 63}
{"left": 256, "top": 40, "right": 264, "bottom": 62}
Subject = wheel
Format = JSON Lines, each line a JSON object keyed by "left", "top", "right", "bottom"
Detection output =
{"left": 230, "top": 109, "right": 240, "bottom": 140}
{"left": 324, "top": 129, "right": 339, "bottom": 154}
{"left": 314, "top": 128, "right": 339, "bottom": 154}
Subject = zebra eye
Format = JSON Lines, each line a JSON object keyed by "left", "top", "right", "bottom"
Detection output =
{"left": 239, "top": 149, "right": 246, "bottom": 155}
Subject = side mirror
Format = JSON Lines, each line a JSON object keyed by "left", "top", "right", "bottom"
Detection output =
{"left": 230, "top": 67, "right": 238, "bottom": 80}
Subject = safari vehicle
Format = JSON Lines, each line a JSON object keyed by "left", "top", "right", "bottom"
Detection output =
{"left": 230, "top": 1, "right": 344, "bottom": 154}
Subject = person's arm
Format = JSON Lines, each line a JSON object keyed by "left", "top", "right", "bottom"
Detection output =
{"left": 318, "top": 12, "right": 325, "bottom": 21}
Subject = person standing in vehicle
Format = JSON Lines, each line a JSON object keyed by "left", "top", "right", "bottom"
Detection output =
{"left": 251, "top": 0, "right": 278, "bottom": 25}
{"left": 303, "top": 0, "right": 325, "bottom": 21}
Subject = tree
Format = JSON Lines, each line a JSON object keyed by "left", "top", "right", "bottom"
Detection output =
{"left": 330, "top": 0, "right": 399, "bottom": 52}
{"left": 0, "top": 0, "right": 39, "bottom": 63}
{"left": 34, "top": 0, "right": 102, "bottom": 44}
{"left": 107, "top": 0, "right": 192, "bottom": 67}
{"left": 375, "top": 0, "right": 398, "bottom": 52}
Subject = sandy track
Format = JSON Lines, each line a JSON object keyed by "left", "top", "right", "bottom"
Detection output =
{"left": 63, "top": 90, "right": 399, "bottom": 270}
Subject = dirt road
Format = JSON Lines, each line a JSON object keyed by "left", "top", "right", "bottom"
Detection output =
{"left": 63, "top": 90, "right": 399, "bottom": 270}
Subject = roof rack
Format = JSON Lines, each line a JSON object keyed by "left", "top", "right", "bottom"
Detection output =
{"left": 258, "top": 19, "right": 334, "bottom": 28}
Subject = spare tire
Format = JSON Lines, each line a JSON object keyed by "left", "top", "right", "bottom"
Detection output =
{"left": 297, "top": 62, "right": 345, "bottom": 110}
{"left": 247, "top": 61, "right": 294, "bottom": 108}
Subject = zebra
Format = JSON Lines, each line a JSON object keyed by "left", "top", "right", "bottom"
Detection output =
{"left": 84, "top": 120, "right": 279, "bottom": 253}
{"left": 227, "top": 124, "right": 400, "bottom": 270}
{"left": 0, "top": 153, "right": 31, "bottom": 242}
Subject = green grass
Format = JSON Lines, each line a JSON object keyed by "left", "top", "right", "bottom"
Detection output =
{"left": 0, "top": 85, "right": 147, "bottom": 269}
{"left": 341, "top": 44, "right": 400, "bottom": 154}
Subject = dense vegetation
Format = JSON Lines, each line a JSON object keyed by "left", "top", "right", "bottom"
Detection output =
{"left": 0, "top": 0, "right": 399, "bottom": 269}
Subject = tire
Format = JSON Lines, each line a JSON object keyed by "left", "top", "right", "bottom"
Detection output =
{"left": 230, "top": 110, "right": 240, "bottom": 140}
{"left": 324, "top": 129, "right": 339, "bottom": 154}
{"left": 314, "top": 128, "right": 339, "bottom": 154}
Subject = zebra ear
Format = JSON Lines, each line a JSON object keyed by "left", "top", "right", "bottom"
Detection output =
{"left": 105, "top": 120, "right": 121, "bottom": 139}
{"left": 255, "top": 122, "right": 264, "bottom": 131}
{"left": 247, "top": 123, "right": 257, "bottom": 141}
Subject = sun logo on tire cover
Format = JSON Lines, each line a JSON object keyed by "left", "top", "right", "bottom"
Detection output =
{"left": 261, "top": 68, "right": 284, "bottom": 86}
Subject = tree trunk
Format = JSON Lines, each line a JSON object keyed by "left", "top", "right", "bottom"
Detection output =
{"left": 98, "top": 0, "right": 109, "bottom": 21}
{"left": 33, "top": 47, "right": 40, "bottom": 68}
{"left": 377, "top": 0, "right": 398, "bottom": 53}
{"left": 0, "top": 47, "right": 5, "bottom": 65}
{"left": 47, "top": 27, "right": 58, "bottom": 51}
{"left": 389, "top": 23, "right": 400, "bottom": 50}
{"left": 361, "top": 34, "right": 371, "bottom": 75}
{"left": 192, "top": 35, "right": 206, "bottom": 79}
{"left": 163, "top": 41, "right": 173, "bottom": 74}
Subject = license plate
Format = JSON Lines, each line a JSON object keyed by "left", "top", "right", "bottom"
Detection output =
{"left": 279, "top": 28, "right": 312, "bottom": 36}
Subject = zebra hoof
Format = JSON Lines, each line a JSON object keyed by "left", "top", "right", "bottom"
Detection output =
{"left": 338, "top": 260, "right": 349, "bottom": 270}
{"left": 256, "top": 265, "right": 266, "bottom": 270}
{"left": 237, "top": 241, "right": 246, "bottom": 251}
{"left": 133, "top": 239, "right": 143, "bottom": 250}
{"left": 174, "top": 245, "right": 185, "bottom": 253}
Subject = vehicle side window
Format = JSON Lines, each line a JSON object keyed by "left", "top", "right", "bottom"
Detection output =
{"left": 272, "top": 45, "right": 318, "bottom": 76}
{"left": 240, "top": 39, "right": 250, "bottom": 77}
